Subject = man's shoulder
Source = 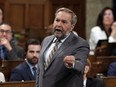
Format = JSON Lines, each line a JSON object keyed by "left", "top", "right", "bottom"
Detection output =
{"left": 42, "top": 35, "right": 54, "bottom": 44}
{"left": 44, "top": 35, "right": 54, "bottom": 40}
{"left": 74, "top": 35, "right": 89, "bottom": 46}
{"left": 13, "top": 62, "right": 27, "bottom": 71}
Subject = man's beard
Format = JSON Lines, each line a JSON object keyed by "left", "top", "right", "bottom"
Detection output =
{"left": 53, "top": 29, "right": 66, "bottom": 40}
{"left": 27, "top": 57, "right": 38, "bottom": 65}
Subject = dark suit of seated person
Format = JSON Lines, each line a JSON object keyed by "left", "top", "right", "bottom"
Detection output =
{"left": 9, "top": 39, "right": 41, "bottom": 81}
{"left": 107, "top": 62, "right": 116, "bottom": 76}
{"left": 0, "top": 22, "right": 25, "bottom": 60}
{"left": 83, "top": 59, "right": 105, "bottom": 87}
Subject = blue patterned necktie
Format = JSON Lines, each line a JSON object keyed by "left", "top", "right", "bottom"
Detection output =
{"left": 32, "top": 66, "right": 37, "bottom": 79}
{"left": 0, "top": 46, "right": 6, "bottom": 60}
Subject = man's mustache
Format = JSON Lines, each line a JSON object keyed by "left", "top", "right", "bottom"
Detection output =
{"left": 33, "top": 57, "right": 38, "bottom": 59}
{"left": 54, "top": 29, "right": 62, "bottom": 32}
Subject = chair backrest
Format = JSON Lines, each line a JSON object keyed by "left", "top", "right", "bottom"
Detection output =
{"left": 0, "top": 60, "right": 24, "bottom": 81}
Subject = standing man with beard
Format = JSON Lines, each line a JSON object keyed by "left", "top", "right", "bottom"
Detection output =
{"left": 36, "top": 7, "right": 90, "bottom": 87}
{"left": 10, "top": 39, "right": 41, "bottom": 81}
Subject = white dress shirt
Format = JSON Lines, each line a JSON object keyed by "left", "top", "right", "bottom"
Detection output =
{"left": 44, "top": 37, "right": 65, "bottom": 62}
{"left": 0, "top": 72, "right": 5, "bottom": 82}
{"left": 83, "top": 78, "right": 87, "bottom": 87}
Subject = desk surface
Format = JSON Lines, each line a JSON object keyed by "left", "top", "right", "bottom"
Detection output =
{"left": 97, "top": 56, "right": 116, "bottom": 59}
{"left": 0, "top": 81, "right": 35, "bottom": 87}
{"left": 103, "top": 76, "right": 116, "bottom": 87}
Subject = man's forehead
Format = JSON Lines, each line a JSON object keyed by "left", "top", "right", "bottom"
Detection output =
{"left": 0, "top": 24, "right": 12, "bottom": 30}
{"left": 56, "top": 12, "right": 72, "bottom": 21}
{"left": 28, "top": 45, "right": 40, "bottom": 49}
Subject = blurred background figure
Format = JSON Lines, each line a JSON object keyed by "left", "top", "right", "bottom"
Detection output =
{"left": 83, "top": 59, "right": 105, "bottom": 87}
{"left": 89, "top": 7, "right": 116, "bottom": 55}
{"left": 0, "top": 22, "right": 25, "bottom": 60}
{"left": 0, "top": 7, "right": 3, "bottom": 24}
{"left": 0, "top": 71, "right": 5, "bottom": 82}
{"left": 0, "top": 58, "right": 5, "bottom": 82}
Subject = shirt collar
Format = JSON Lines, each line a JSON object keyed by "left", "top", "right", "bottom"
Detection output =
{"left": 25, "top": 59, "right": 37, "bottom": 68}
{"left": 53, "top": 32, "right": 71, "bottom": 43}
{"left": 83, "top": 78, "right": 87, "bottom": 87}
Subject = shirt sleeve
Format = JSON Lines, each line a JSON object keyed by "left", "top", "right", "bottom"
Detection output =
{"left": 109, "top": 36, "right": 116, "bottom": 42}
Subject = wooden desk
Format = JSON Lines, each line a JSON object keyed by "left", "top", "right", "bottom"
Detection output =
{"left": 103, "top": 76, "right": 116, "bottom": 87}
{"left": 0, "top": 60, "right": 24, "bottom": 81}
{"left": 88, "top": 56, "right": 116, "bottom": 77}
{"left": 0, "top": 81, "right": 35, "bottom": 87}
{"left": 96, "top": 56, "right": 116, "bottom": 75}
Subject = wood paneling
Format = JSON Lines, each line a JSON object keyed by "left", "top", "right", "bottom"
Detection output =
{"left": 0, "top": 0, "right": 86, "bottom": 40}
{"left": 10, "top": 4, "right": 25, "bottom": 31}
{"left": 0, "top": 0, "right": 46, "bottom": 40}
{"left": 28, "top": 4, "right": 44, "bottom": 28}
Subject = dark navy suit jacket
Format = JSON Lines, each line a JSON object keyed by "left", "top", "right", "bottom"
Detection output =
{"left": 10, "top": 61, "right": 35, "bottom": 81}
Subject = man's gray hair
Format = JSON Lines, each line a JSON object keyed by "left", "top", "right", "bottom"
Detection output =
{"left": 55, "top": 7, "right": 77, "bottom": 26}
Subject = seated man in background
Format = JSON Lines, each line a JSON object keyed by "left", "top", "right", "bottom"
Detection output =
{"left": 83, "top": 59, "right": 105, "bottom": 87}
{"left": 107, "top": 62, "right": 116, "bottom": 76}
{"left": 0, "top": 22, "right": 25, "bottom": 60}
{"left": 9, "top": 39, "right": 41, "bottom": 81}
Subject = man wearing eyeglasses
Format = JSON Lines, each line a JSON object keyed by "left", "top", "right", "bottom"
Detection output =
{"left": 0, "top": 22, "right": 25, "bottom": 60}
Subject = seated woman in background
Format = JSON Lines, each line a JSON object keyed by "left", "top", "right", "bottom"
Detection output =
{"left": 89, "top": 7, "right": 116, "bottom": 55}
{"left": 0, "top": 72, "right": 5, "bottom": 82}
{"left": 0, "top": 58, "right": 5, "bottom": 82}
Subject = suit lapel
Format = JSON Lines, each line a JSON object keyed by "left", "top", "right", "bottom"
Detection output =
{"left": 46, "top": 32, "right": 76, "bottom": 69}
{"left": 54, "top": 32, "right": 75, "bottom": 58}
{"left": 24, "top": 62, "right": 35, "bottom": 80}
{"left": 40, "top": 35, "right": 55, "bottom": 71}
{"left": 41, "top": 35, "right": 55, "bottom": 55}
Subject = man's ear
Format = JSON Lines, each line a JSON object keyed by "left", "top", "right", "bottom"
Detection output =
{"left": 71, "top": 24, "right": 75, "bottom": 31}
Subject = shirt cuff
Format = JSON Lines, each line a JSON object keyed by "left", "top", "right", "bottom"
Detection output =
{"left": 109, "top": 36, "right": 116, "bottom": 42}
